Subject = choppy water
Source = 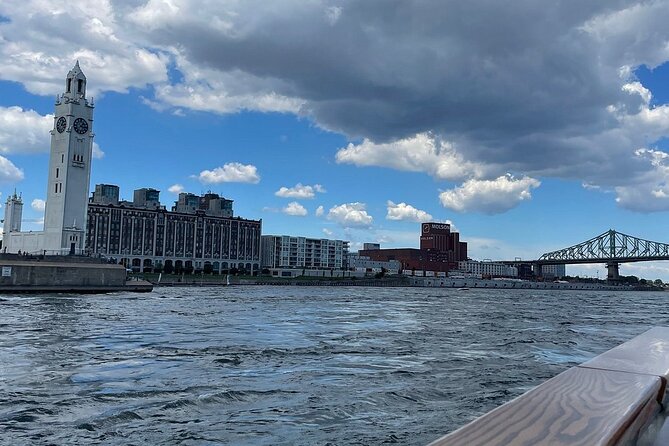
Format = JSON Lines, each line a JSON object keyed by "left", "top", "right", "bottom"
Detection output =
{"left": 1, "top": 287, "right": 669, "bottom": 445}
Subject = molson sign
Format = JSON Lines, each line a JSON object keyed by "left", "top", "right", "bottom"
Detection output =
{"left": 422, "top": 222, "right": 451, "bottom": 234}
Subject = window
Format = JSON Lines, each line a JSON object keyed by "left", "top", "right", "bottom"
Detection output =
{"left": 67, "top": 79, "right": 71, "bottom": 92}
{"left": 55, "top": 183, "right": 58, "bottom": 193}
{"left": 61, "top": 154, "right": 64, "bottom": 163}
{"left": 77, "top": 79, "right": 83, "bottom": 93}
{"left": 56, "top": 168, "right": 59, "bottom": 178}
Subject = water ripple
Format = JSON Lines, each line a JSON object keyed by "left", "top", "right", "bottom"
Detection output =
{"left": 1, "top": 287, "right": 668, "bottom": 445}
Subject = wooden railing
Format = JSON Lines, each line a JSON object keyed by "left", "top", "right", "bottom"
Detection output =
{"left": 428, "top": 327, "right": 669, "bottom": 446}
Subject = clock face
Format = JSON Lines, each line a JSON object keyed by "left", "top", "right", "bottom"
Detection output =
{"left": 56, "top": 117, "right": 66, "bottom": 133}
{"left": 73, "top": 118, "right": 89, "bottom": 135}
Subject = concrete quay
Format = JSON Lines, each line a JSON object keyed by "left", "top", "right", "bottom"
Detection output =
{"left": 0, "top": 256, "right": 153, "bottom": 293}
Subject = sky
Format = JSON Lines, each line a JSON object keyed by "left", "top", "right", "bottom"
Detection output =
{"left": 1, "top": 1, "right": 669, "bottom": 279}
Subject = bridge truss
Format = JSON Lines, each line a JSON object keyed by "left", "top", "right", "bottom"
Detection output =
{"left": 538, "top": 229, "right": 669, "bottom": 265}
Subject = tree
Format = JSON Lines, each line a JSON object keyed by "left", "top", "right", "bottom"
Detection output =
{"left": 655, "top": 279, "right": 664, "bottom": 286}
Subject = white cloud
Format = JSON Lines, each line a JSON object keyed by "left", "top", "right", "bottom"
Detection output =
{"left": 325, "top": 6, "right": 342, "bottom": 25}
{"left": 168, "top": 183, "right": 184, "bottom": 194}
{"left": 198, "top": 162, "right": 260, "bottom": 184}
{"left": 0, "top": 1, "right": 167, "bottom": 96}
{"left": 275, "top": 183, "right": 326, "bottom": 199}
{"left": 614, "top": 149, "right": 669, "bottom": 212}
{"left": 439, "top": 175, "right": 541, "bottom": 214}
{"left": 3, "top": 1, "right": 669, "bottom": 214}
{"left": 322, "top": 228, "right": 333, "bottom": 236}
{"left": 0, "top": 106, "right": 106, "bottom": 159}
{"left": 92, "top": 142, "right": 105, "bottom": 159}
{"left": 327, "top": 202, "right": 373, "bottom": 228}
{"left": 315, "top": 205, "right": 324, "bottom": 217}
{"left": 0, "top": 106, "right": 52, "bottom": 154}
{"left": 623, "top": 81, "right": 652, "bottom": 106}
{"left": 0, "top": 156, "right": 24, "bottom": 184}
{"left": 386, "top": 200, "right": 433, "bottom": 222}
{"left": 31, "top": 198, "right": 45, "bottom": 212}
{"left": 282, "top": 201, "right": 307, "bottom": 216}
{"left": 336, "top": 133, "right": 486, "bottom": 181}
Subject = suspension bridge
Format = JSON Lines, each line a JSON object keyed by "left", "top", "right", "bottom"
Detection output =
{"left": 512, "top": 229, "right": 669, "bottom": 280}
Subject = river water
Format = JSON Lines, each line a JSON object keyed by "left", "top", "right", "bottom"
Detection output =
{"left": 1, "top": 286, "right": 668, "bottom": 445}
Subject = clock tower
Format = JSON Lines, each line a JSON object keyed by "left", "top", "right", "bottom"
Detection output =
{"left": 42, "top": 61, "right": 95, "bottom": 254}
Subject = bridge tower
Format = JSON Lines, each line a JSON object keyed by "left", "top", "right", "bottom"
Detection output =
{"left": 606, "top": 262, "right": 620, "bottom": 282}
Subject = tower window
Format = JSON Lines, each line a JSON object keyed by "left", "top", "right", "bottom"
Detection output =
{"left": 67, "top": 79, "right": 71, "bottom": 92}
{"left": 78, "top": 79, "right": 83, "bottom": 93}
{"left": 55, "top": 183, "right": 58, "bottom": 193}
{"left": 56, "top": 168, "right": 59, "bottom": 178}
{"left": 61, "top": 154, "right": 64, "bottom": 163}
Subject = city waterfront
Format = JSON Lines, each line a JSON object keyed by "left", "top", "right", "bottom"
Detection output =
{"left": 1, "top": 287, "right": 669, "bottom": 445}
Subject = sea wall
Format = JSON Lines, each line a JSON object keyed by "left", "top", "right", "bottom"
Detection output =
{"left": 409, "top": 277, "right": 623, "bottom": 291}
{"left": 0, "top": 259, "right": 126, "bottom": 289}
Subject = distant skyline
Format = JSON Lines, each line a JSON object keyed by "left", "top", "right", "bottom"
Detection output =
{"left": 1, "top": 1, "right": 669, "bottom": 279}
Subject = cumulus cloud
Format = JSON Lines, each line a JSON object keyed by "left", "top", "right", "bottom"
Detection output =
{"left": 439, "top": 175, "right": 541, "bottom": 214}
{"left": 386, "top": 200, "right": 433, "bottom": 222}
{"left": 0, "top": 106, "right": 52, "bottom": 154}
{"left": 614, "top": 149, "right": 669, "bottom": 212}
{"left": 322, "top": 227, "right": 333, "bottom": 236}
{"left": 315, "top": 205, "right": 324, "bottom": 217}
{"left": 0, "top": 106, "right": 106, "bottom": 159}
{"left": 282, "top": 201, "right": 307, "bottom": 216}
{"left": 92, "top": 142, "right": 105, "bottom": 159}
{"left": 3, "top": 1, "right": 669, "bottom": 211}
{"left": 327, "top": 202, "right": 373, "bottom": 228}
{"left": 275, "top": 183, "right": 326, "bottom": 199}
{"left": 337, "top": 133, "right": 486, "bottom": 181}
{"left": 198, "top": 162, "right": 260, "bottom": 184}
{"left": 0, "top": 1, "right": 167, "bottom": 96}
{"left": 31, "top": 198, "right": 45, "bottom": 212}
{"left": 0, "top": 156, "right": 24, "bottom": 184}
{"left": 168, "top": 183, "right": 184, "bottom": 194}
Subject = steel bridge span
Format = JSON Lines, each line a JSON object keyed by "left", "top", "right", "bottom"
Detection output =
{"left": 510, "top": 229, "right": 669, "bottom": 280}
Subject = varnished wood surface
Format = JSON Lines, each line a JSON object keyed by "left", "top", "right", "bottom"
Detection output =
{"left": 428, "top": 367, "right": 661, "bottom": 446}
{"left": 582, "top": 327, "right": 669, "bottom": 385}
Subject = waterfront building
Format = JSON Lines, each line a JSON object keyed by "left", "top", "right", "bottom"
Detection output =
{"left": 3, "top": 62, "right": 94, "bottom": 255}
{"left": 419, "top": 222, "right": 468, "bottom": 261}
{"left": 346, "top": 253, "right": 401, "bottom": 275}
{"left": 261, "top": 235, "right": 349, "bottom": 270}
{"left": 541, "top": 264, "right": 566, "bottom": 279}
{"left": 358, "top": 222, "right": 468, "bottom": 273}
{"left": 457, "top": 260, "right": 518, "bottom": 278}
{"left": 87, "top": 186, "right": 261, "bottom": 274}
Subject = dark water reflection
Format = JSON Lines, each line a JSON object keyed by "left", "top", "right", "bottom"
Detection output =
{"left": 1, "top": 287, "right": 669, "bottom": 445}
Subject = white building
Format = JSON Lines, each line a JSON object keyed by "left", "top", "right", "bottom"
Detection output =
{"left": 261, "top": 235, "right": 349, "bottom": 269}
{"left": 541, "top": 264, "right": 566, "bottom": 278}
{"left": 458, "top": 260, "right": 518, "bottom": 278}
{"left": 346, "top": 253, "right": 401, "bottom": 274}
{"left": 3, "top": 62, "right": 94, "bottom": 255}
